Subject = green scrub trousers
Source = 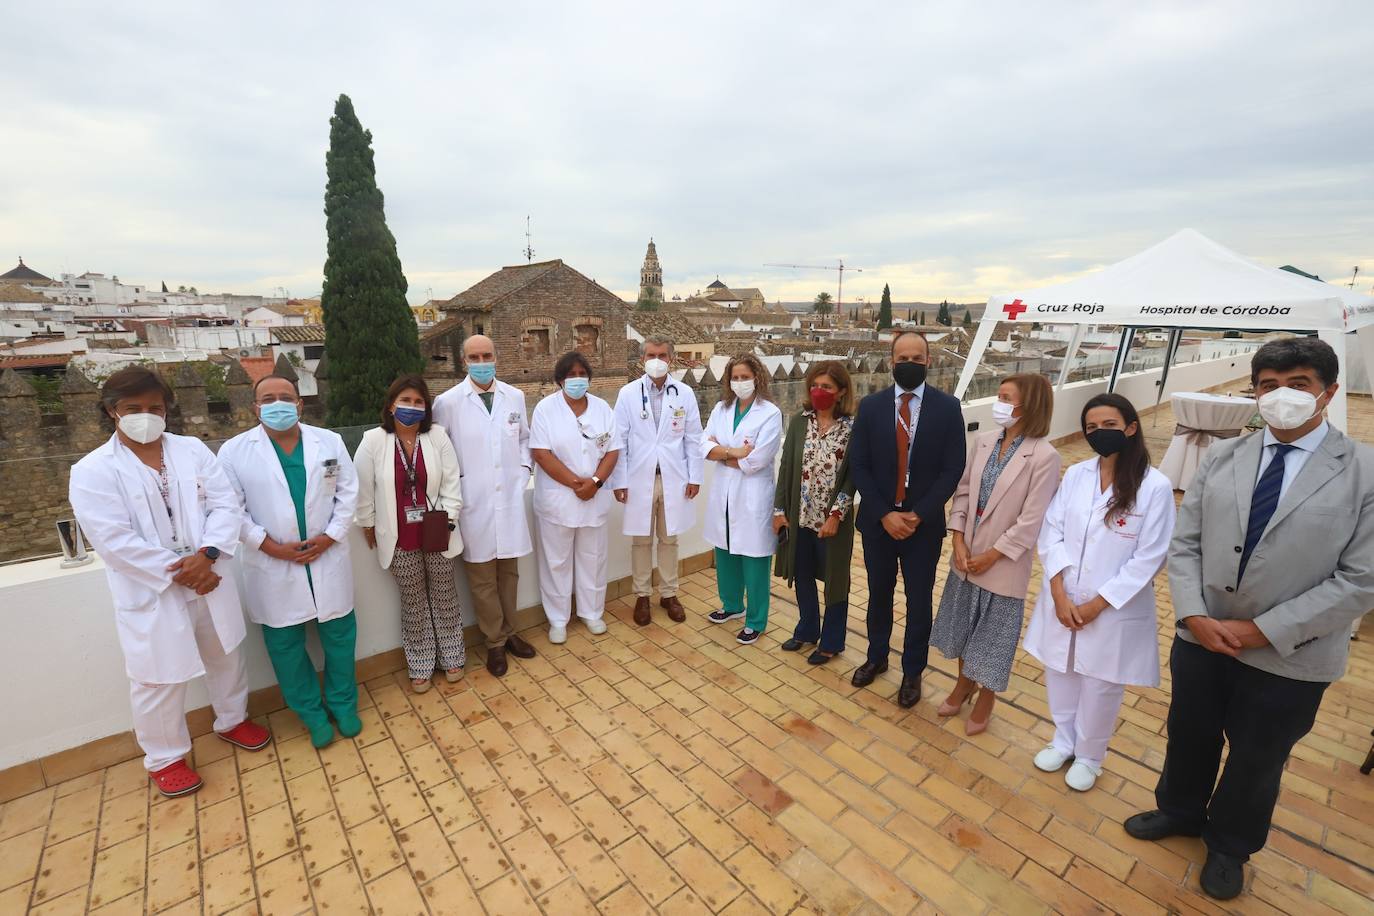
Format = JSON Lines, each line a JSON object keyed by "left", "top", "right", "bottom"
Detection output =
{"left": 715, "top": 401, "right": 771, "bottom": 632}
{"left": 265, "top": 437, "right": 360, "bottom": 743}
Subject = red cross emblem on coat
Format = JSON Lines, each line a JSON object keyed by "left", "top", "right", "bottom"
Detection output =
{"left": 1002, "top": 299, "right": 1028, "bottom": 320}
{"left": 1116, "top": 516, "right": 1127, "bottom": 527}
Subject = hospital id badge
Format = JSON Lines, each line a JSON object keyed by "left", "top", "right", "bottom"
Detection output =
{"left": 172, "top": 543, "right": 194, "bottom": 557}
{"left": 405, "top": 506, "right": 425, "bottom": 524}
{"left": 323, "top": 459, "right": 340, "bottom": 479}
{"left": 670, "top": 416, "right": 685, "bottom": 433}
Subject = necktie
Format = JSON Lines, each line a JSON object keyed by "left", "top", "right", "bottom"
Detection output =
{"left": 1239, "top": 443, "right": 1296, "bottom": 579}
{"left": 895, "top": 392, "right": 914, "bottom": 505}
{"left": 479, "top": 391, "right": 493, "bottom": 413}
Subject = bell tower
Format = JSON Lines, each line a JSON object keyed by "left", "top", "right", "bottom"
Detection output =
{"left": 638, "top": 238, "right": 664, "bottom": 305}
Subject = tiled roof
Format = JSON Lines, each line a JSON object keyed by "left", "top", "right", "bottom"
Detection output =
{"left": 0, "top": 353, "right": 69, "bottom": 370}
{"left": 0, "top": 259, "right": 52, "bottom": 283}
{"left": 444, "top": 260, "right": 564, "bottom": 313}
{"left": 0, "top": 282, "right": 51, "bottom": 304}
{"left": 270, "top": 324, "right": 326, "bottom": 343}
{"left": 626, "top": 306, "right": 709, "bottom": 345}
{"left": 237, "top": 356, "right": 277, "bottom": 385}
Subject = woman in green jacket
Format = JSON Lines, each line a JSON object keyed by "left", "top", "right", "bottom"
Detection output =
{"left": 772, "top": 360, "right": 857, "bottom": 665}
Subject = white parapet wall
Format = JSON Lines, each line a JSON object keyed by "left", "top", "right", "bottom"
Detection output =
{"left": 0, "top": 351, "right": 1257, "bottom": 771}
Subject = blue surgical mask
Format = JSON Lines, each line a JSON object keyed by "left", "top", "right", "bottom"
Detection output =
{"left": 393, "top": 405, "right": 426, "bottom": 427}
{"left": 467, "top": 362, "right": 496, "bottom": 385}
{"left": 259, "top": 401, "right": 299, "bottom": 431}
{"left": 563, "top": 377, "right": 589, "bottom": 399}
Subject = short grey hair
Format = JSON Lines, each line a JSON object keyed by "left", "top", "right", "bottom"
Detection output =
{"left": 641, "top": 334, "right": 676, "bottom": 357}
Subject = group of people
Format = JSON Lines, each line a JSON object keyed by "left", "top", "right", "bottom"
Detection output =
{"left": 69, "top": 329, "right": 1373, "bottom": 903}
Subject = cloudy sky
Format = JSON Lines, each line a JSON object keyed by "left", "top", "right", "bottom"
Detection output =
{"left": 3, "top": 2, "right": 1371, "bottom": 306}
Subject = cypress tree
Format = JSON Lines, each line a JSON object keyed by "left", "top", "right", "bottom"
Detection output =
{"left": 877, "top": 283, "right": 893, "bottom": 329}
{"left": 961, "top": 308, "right": 974, "bottom": 328}
{"left": 321, "top": 94, "right": 423, "bottom": 426}
{"left": 937, "top": 300, "right": 952, "bottom": 326}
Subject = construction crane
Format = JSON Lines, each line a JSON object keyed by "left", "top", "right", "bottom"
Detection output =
{"left": 763, "top": 259, "right": 864, "bottom": 322}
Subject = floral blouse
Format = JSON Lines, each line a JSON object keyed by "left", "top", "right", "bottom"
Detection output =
{"left": 799, "top": 412, "right": 855, "bottom": 532}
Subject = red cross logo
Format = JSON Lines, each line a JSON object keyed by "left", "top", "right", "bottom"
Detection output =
{"left": 1116, "top": 517, "right": 1127, "bottom": 527}
{"left": 1002, "top": 299, "right": 1028, "bottom": 320}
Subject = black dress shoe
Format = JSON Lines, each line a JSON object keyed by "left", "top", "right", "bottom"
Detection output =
{"left": 1123, "top": 810, "right": 1203, "bottom": 842}
{"left": 851, "top": 659, "right": 888, "bottom": 688}
{"left": 807, "top": 649, "right": 835, "bottom": 666}
{"left": 780, "top": 638, "right": 810, "bottom": 652}
{"left": 897, "top": 674, "right": 922, "bottom": 708}
{"left": 505, "top": 635, "right": 536, "bottom": 659}
{"left": 1200, "top": 850, "right": 1245, "bottom": 900}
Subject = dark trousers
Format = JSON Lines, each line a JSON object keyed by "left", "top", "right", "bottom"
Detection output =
{"left": 790, "top": 527, "right": 849, "bottom": 654}
{"left": 1155, "top": 638, "right": 1328, "bottom": 859}
{"left": 860, "top": 527, "right": 939, "bottom": 675}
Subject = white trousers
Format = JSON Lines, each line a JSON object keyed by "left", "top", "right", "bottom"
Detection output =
{"left": 632, "top": 474, "right": 679, "bottom": 598}
{"left": 129, "top": 597, "right": 249, "bottom": 772}
{"left": 1043, "top": 635, "right": 1126, "bottom": 770}
{"left": 537, "top": 519, "right": 608, "bottom": 627}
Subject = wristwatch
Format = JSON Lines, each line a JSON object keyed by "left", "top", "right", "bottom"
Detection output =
{"left": 200, "top": 546, "right": 221, "bottom": 561}
{"left": 592, "top": 476, "right": 604, "bottom": 489}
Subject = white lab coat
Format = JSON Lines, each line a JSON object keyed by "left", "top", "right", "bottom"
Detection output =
{"left": 1024, "top": 459, "right": 1177, "bottom": 687}
{"left": 69, "top": 433, "right": 246, "bottom": 684}
{"left": 432, "top": 378, "right": 533, "bottom": 563}
{"left": 219, "top": 424, "right": 358, "bottom": 627}
{"left": 700, "top": 397, "right": 784, "bottom": 558}
{"left": 608, "top": 375, "right": 704, "bottom": 537}
{"left": 353, "top": 426, "right": 464, "bottom": 569}
{"left": 530, "top": 392, "right": 618, "bottom": 528}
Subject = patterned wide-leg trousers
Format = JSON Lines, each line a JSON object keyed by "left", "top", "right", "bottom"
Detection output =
{"left": 388, "top": 549, "right": 467, "bottom": 678}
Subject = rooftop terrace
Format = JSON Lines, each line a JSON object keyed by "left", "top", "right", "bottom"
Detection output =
{"left": 1, "top": 385, "right": 1371, "bottom": 914}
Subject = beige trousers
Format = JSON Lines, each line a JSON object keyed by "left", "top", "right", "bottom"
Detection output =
{"left": 464, "top": 556, "right": 521, "bottom": 645}
{"left": 632, "top": 474, "right": 679, "bottom": 597}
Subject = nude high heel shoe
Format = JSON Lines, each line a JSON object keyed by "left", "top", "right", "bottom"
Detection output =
{"left": 965, "top": 689, "right": 996, "bottom": 736}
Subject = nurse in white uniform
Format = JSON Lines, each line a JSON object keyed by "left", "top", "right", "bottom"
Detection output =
{"left": 610, "top": 334, "right": 703, "bottom": 627}
{"left": 701, "top": 354, "right": 784, "bottom": 646}
{"left": 219, "top": 373, "right": 360, "bottom": 748}
{"left": 69, "top": 367, "right": 271, "bottom": 798}
{"left": 1024, "top": 393, "right": 1176, "bottom": 792}
{"left": 530, "top": 351, "right": 621, "bottom": 643}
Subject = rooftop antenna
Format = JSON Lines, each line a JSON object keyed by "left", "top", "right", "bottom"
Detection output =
{"left": 523, "top": 216, "right": 535, "bottom": 263}
{"left": 1349, "top": 266, "right": 1360, "bottom": 289}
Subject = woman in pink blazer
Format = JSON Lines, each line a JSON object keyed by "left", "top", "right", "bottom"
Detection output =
{"left": 930, "top": 374, "right": 1061, "bottom": 733}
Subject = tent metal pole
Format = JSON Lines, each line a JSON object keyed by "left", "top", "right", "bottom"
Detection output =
{"left": 954, "top": 310, "right": 999, "bottom": 400}
{"left": 1317, "top": 329, "right": 1349, "bottom": 431}
{"left": 1106, "top": 326, "right": 1136, "bottom": 394}
{"left": 1056, "top": 324, "right": 1086, "bottom": 391}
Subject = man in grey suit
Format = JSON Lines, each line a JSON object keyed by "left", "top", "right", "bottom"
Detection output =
{"left": 1124, "top": 337, "right": 1374, "bottom": 900}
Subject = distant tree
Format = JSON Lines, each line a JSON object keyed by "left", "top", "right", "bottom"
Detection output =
{"left": 321, "top": 93, "right": 423, "bottom": 426}
{"left": 961, "top": 309, "right": 973, "bottom": 328}
{"left": 937, "top": 300, "right": 952, "bottom": 326}
{"left": 29, "top": 374, "right": 62, "bottom": 413}
{"left": 812, "top": 291, "right": 834, "bottom": 315}
{"left": 877, "top": 284, "right": 893, "bottom": 330}
{"left": 177, "top": 285, "right": 187, "bottom": 293}
{"left": 635, "top": 290, "right": 661, "bottom": 311}
{"left": 196, "top": 361, "right": 228, "bottom": 404}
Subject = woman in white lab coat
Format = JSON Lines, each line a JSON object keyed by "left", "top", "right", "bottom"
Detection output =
{"left": 219, "top": 374, "right": 359, "bottom": 748}
{"left": 701, "top": 354, "right": 784, "bottom": 645}
{"left": 1024, "top": 393, "right": 1176, "bottom": 792}
{"left": 530, "top": 351, "right": 621, "bottom": 644}
{"left": 68, "top": 367, "right": 271, "bottom": 798}
{"left": 354, "top": 375, "right": 466, "bottom": 693}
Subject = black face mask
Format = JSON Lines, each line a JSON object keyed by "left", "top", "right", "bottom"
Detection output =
{"left": 1086, "top": 428, "right": 1129, "bottom": 457}
{"left": 893, "top": 361, "right": 927, "bottom": 391}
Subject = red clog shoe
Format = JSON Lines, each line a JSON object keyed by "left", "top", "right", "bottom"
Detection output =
{"left": 150, "top": 760, "right": 203, "bottom": 798}
{"left": 217, "top": 720, "right": 272, "bottom": 751}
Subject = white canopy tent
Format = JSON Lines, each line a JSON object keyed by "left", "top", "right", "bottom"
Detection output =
{"left": 953, "top": 229, "right": 1374, "bottom": 430}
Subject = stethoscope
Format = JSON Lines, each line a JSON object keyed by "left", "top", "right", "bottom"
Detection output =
{"left": 641, "top": 378, "right": 679, "bottom": 419}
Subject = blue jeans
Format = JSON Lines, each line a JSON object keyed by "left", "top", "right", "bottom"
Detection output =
{"left": 790, "top": 527, "right": 848, "bottom": 654}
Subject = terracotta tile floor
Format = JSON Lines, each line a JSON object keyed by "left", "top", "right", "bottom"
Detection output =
{"left": 3, "top": 384, "right": 1374, "bottom": 915}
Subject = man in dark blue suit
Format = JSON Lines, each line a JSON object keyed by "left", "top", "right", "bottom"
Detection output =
{"left": 848, "top": 330, "right": 967, "bottom": 707}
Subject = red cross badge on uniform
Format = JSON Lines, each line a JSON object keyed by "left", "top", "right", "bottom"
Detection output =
{"left": 1116, "top": 517, "right": 1127, "bottom": 527}
{"left": 1002, "top": 299, "right": 1028, "bottom": 320}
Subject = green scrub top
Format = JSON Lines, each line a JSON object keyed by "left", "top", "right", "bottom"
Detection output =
{"left": 733, "top": 400, "right": 751, "bottom": 431}
{"left": 270, "top": 436, "right": 313, "bottom": 591}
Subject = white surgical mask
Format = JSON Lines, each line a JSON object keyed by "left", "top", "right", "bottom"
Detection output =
{"left": 1258, "top": 386, "right": 1323, "bottom": 430}
{"left": 644, "top": 357, "right": 669, "bottom": 380}
{"left": 991, "top": 401, "right": 1018, "bottom": 429}
{"left": 730, "top": 379, "right": 755, "bottom": 401}
{"left": 117, "top": 412, "right": 166, "bottom": 444}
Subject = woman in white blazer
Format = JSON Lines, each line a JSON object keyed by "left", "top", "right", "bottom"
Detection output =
{"left": 530, "top": 352, "right": 621, "bottom": 644}
{"left": 701, "top": 354, "right": 784, "bottom": 645}
{"left": 354, "top": 375, "right": 465, "bottom": 693}
{"left": 69, "top": 367, "right": 271, "bottom": 798}
{"left": 219, "top": 374, "right": 360, "bottom": 748}
{"left": 1024, "top": 393, "right": 1176, "bottom": 792}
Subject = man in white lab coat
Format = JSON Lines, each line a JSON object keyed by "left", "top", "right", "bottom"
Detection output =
{"left": 611, "top": 335, "right": 703, "bottom": 626}
{"left": 69, "top": 367, "right": 271, "bottom": 798}
{"left": 432, "top": 334, "right": 538, "bottom": 677}
{"left": 219, "top": 374, "right": 360, "bottom": 748}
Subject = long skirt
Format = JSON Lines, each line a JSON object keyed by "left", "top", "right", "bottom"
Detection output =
{"left": 929, "top": 570, "right": 1024, "bottom": 692}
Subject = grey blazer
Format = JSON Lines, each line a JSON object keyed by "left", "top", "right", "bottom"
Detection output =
{"left": 1169, "top": 426, "right": 1374, "bottom": 682}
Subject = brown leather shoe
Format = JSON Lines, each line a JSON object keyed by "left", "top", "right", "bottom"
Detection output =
{"left": 505, "top": 634, "right": 536, "bottom": 659}
{"left": 633, "top": 596, "right": 652, "bottom": 626}
{"left": 486, "top": 646, "right": 508, "bottom": 678}
{"left": 660, "top": 595, "right": 686, "bottom": 622}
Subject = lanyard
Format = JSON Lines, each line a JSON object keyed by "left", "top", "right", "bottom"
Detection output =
{"left": 396, "top": 437, "right": 422, "bottom": 505}
{"left": 154, "top": 452, "right": 180, "bottom": 546}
